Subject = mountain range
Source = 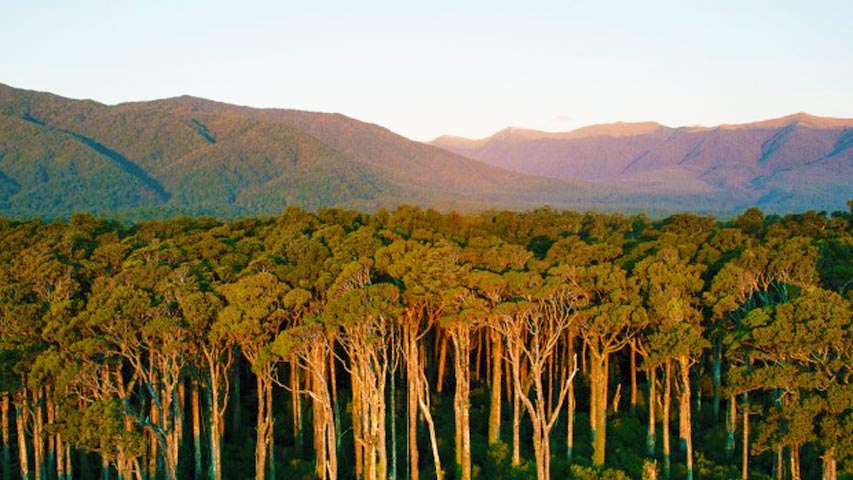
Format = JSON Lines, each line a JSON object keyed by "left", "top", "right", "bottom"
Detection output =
{"left": 0, "top": 82, "right": 850, "bottom": 219}
{"left": 432, "top": 114, "right": 853, "bottom": 214}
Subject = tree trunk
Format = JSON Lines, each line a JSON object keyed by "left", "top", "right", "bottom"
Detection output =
{"left": 209, "top": 376, "right": 223, "bottom": 480}
{"left": 567, "top": 371, "right": 575, "bottom": 464}
{"left": 390, "top": 367, "right": 397, "bottom": 480}
{"left": 191, "top": 381, "right": 203, "bottom": 480}
{"left": 2, "top": 394, "right": 10, "bottom": 480}
{"left": 647, "top": 367, "right": 656, "bottom": 458}
{"left": 488, "top": 331, "right": 502, "bottom": 447}
{"left": 712, "top": 340, "right": 721, "bottom": 420}
{"left": 417, "top": 383, "right": 443, "bottom": 480}
{"left": 821, "top": 447, "right": 836, "bottom": 480}
{"left": 677, "top": 356, "right": 693, "bottom": 480}
{"left": 742, "top": 393, "right": 749, "bottom": 480}
{"left": 436, "top": 333, "right": 449, "bottom": 394}
{"left": 231, "top": 353, "right": 241, "bottom": 436}
{"left": 291, "top": 364, "right": 303, "bottom": 454}
{"left": 630, "top": 340, "right": 638, "bottom": 414}
{"left": 791, "top": 444, "right": 800, "bottom": 480}
{"left": 15, "top": 392, "right": 30, "bottom": 480}
{"left": 254, "top": 372, "right": 272, "bottom": 480}
{"left": 451, "top": 328, "right": 471, "bottom": 480}
{"left": 663, "top": 360, "right": 671, "bottom": 480}
{"left": 590, "top": 350, "right": 608, "bottom": 466}
{"left": 512, "top": 380, "right": 521, "bottom": 466}
{"left": 33, "top": 388, "right": 44, "bottom": 480}
{"left": 726, "top": 394, "right": 736, "bottom": 460}
{"left": 405, "top": 323, "right": 419, "bottom": 480}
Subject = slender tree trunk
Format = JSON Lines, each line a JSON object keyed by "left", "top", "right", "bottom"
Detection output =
{"left": 488, "top": 331, "right": 502, "bottom": 447}
{"left": 590, "top": 350, "right": 608, "bottom": 466}
{"left": 726, "top": 393, "right": 736, "bottom": 459}
{"left": 291, "top": 363, "right": 303, "bottom": 454}
{"left": 209, "top": 378, "right": 222, "bottom": 480}
{"left": 712, "top": 340, "right": 721, "bottom": 419}
{"left": 663, "top": 361, "right": 671, "bottom": 480}
{"left": 390, "top": 366, "right": 397, "bottom": 480}
{"left": 191, "top": 380, "right": 203, "bottom": 480}
{"left": 435, "top": 333, "right": 448, "bottom": 394}
{"left": 512, "top": 379, "right": 521, "bottom": 466}
{"left": 405, "top": 323, "right": 419, "bottom": 480}
{"left": 33, "top": 388, "right": 45, "bottom": 480}
{"left": 15, "top": 392, "right": 30, "bottom": 480}
{"left": 630, "top": 340, "right": 638, "bottom": 414}
{"left": 231, "top": 353, "right": 241, "bottom": 436}
{"left": 791, "top": 444, "right": 800, "bottom": 480}
{"left": 417, "top": 371, "right": 442, "bottom": 480}
{"left": 1, "top": 394, "right": 10, "bottom": 480}
{"left": 567, "top": 370, "right": 575, "bottom": 464}
{"left": 255, "top": 373, "right": 272, "bottom": 480}
{"left": 451, "top": 328, "right": 471, "bottom": 480}
{"left": 821, "top": 447, "right": 836, "bottom": 480}
{"left": 46, "top": 394, "right": 56, "bottom": 480}
{"left": 742, "top": 393, "right": 749, "bottom": 480}
{"left": 678, "top": 356, "right": 693, "bottom": 480}
{"left": 647, "top": 367, "right": 656, "bottom": 458}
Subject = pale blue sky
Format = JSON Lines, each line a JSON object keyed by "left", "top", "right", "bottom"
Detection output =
{"left": 2, "top": 0, "right": 851, "bottom": 141}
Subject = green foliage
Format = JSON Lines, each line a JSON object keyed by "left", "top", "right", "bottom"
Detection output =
{"left": 0, "top": 204, "right": 849, "bottom": 480}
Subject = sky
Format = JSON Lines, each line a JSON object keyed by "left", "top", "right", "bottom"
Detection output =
{"left": 2, "top": 0, "right": 852, "bottom": 141}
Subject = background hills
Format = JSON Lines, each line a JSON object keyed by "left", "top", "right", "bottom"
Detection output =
{"left": 1, "top": 83, "right": 851, "bottom": 219}
{"left": 432, "top": 114, "right": 853, "bottom": 214}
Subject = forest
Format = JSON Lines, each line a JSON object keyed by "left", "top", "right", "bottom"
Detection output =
{"left": 0, "top": 204, "right": 850, "bottom": 480}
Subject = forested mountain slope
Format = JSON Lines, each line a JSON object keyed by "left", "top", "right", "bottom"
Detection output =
{"left": 0, "top": 84, "right": 606, "bottom": 218}
{"left": 432, "top": 114, "right": 853, "bottom": 213}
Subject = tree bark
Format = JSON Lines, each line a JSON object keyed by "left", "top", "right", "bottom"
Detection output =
{"left": 663, "top": 360, "right": 671, "bottom": 480}
{"left": 647, "top": 367, "right": 656, "bottom": 458}
{"left": 2, "top": 394, "right": 10, "bottom": 480}
{"left": 677, "top": 356, "right": 693, "bottom": 480}
{"left": 726, "top": 393, "right": 736, "bottom": 460}
{"left": 450, "top": 327, "right": 471, "bottom": 480}
{"left": 488, "top": 331, "right": 502, "bottom": 447}
{"left": 590, "top": 349, "right": 608, "bottom": 466}
{"left": 822, "top": 447, "right": 836, "bottom": 480}
{"left": 742, "top": 393, "right": 749, "bottom": 480}
{"left": 191, "top": 380, "right": 203, "bottom": 480}
{"left": 15, "top": 391, "right": 30, "bottom": 480}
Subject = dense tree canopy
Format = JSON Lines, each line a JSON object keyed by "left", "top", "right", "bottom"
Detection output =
{"left": 0, "top": 204, "right": 850, "bottom": 480}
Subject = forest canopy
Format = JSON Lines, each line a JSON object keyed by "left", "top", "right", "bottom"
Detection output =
{"left": 0, "top": 204, "right": 851, "bottom": 480}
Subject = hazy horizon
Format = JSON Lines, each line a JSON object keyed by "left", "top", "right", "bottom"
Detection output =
{"left": 3, "top": 0, "right": 852, "bottom": 141}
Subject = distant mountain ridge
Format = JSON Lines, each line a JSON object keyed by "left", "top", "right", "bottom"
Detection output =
{"left": 0, "top": 82, "right": 850, "bottom": 219}
{"left": 0, "top": 83, "right": 610, "bottom": 218}
{"left": 431, "top": 114, "right": 853, "bottom": 212}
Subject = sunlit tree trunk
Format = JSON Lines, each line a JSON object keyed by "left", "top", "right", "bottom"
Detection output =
{"left": 677, "top": 356, "right": 693, "bottom": 480}
{"left": 662, "top": 360, "right": 671, "bottom": 480}
{"left": 726, "top": 393, "right": 736, "bottom": 459}
{"left": 822, "top": 447, "right": 836, "bottom": 480}
{"left": 15, "top": 391, "right": 30, "bottom": 480}
{"left": 450, "top": 326, "right": 471, "bottom": 480}
{"left": 589, "top": 348, "right": 609, "bottom": 466}
{"left": 791, "top": 444, "right": 800, "bottom": 480}
{"left": 191, "top": 380, "right": 203, "bottom": 480}
{"left": 647, "top": 366, "right": 656, "bottom": 458}
{"left": 405, "top": 321, "right": 419, "bottom": 480}
{"left": 2, "top": 394, "right": 10, "bottom": 480}
{"left": 630, "top": 340, "right": 638, "bottom": 414}
{"left": 33, "top": 388, "right": 45, "bottom": 480}
{"left": 291, "top": 363, "right": 303, "bottom": 454}
{"left": 488, "top": 331, "right": 502, "bottom": 447}
{"left": 741, "top": 393, "right": 749, "bottom": 480}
